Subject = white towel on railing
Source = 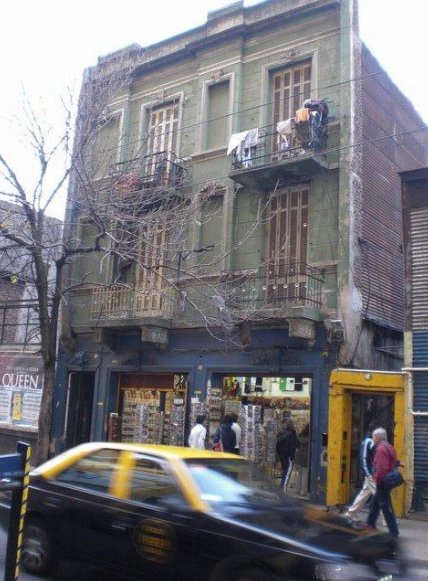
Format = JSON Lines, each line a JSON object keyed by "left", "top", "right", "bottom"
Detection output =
{"left": 277, "top": 118, "right": 293, "bottom": 151}
{"left": 227, "top": 130, "right": 250, "bottom": 155}
{"left": 227, "top": 128, "right": 259, "bottom": 156}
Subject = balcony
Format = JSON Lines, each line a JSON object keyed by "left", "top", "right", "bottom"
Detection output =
{"left": 222, "top": 263, "right": 324, "bottom": 319}
{"left": 113, "top": 151, "right": 187, "bottom": 198}
{"left": 91, "top": 285, "right": 175, "bottom": 328}
{"left": 228, "top": 115, "right": 331, "bottom": 189}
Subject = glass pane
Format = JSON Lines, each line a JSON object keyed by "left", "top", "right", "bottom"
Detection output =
{"left": 56, "top": 449, "right": 120, "bottom": 492}
{"left": 186, "top": 458, "right": 280, "bottom": 508}
{"left": 130, "top": 457, "right": 186, "bottom": 507}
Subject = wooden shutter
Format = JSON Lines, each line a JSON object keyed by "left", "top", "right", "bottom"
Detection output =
{"left": 271, "top": 62, "right": 311, "bottom": 124}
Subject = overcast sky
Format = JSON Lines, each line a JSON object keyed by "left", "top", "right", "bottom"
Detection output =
{"left": 0, "top": 0, "right": 426, "bottom": 218}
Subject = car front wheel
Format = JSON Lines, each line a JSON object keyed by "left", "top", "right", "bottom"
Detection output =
{"left": 20, "top": 518, "right": 54, "bottom": 575}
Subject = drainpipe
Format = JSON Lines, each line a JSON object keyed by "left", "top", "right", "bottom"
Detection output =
{"left": 402, "top": 367, "right": 428, "bottom": 416}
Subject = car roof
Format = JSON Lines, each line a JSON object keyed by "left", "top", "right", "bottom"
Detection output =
{"left": 32, "top": 442, "right": 242, "bottom": 477}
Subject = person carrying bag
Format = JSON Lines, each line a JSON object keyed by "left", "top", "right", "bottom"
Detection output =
{"left": 367, "top": 428, "right": 404, "bottom": 537}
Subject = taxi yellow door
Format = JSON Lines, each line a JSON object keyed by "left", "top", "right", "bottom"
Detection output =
{"left": 327, "top": 369, "right": 406, "bottom": 517}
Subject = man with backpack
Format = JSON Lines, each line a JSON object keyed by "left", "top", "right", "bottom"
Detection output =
{"left": 367, "top": 427, "right": 403, "bottom": 537}
{"left": 276, "top": 418, "right": 299, "bottom": 492}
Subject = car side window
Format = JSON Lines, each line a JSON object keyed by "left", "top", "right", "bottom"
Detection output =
{"left": 55, "top": 449, "right": 121, "bottom": 493}
{"left": 129, "top": 457, "right": 186, "bottom": 507}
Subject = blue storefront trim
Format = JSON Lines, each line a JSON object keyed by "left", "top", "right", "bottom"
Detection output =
{"left": 52, "top": 325, "right": 336, "bottom": 504}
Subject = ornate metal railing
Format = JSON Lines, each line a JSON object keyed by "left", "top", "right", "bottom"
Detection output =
{"left": 222, "top": 263, "right": 323, "bottom": 310}
{"left": 91, "top": 285, "right": 174, "bottom": 320}
{"left": 114, "top": 151, "right": 187, "bottom": 195}
{"left": 231, "top": 119, "right": 328, "bottom": 171}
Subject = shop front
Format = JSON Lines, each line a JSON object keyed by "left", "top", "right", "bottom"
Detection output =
{"left": 53, "top": 326, "right": 334, "bottom": 504}
{"left": 110, "top": 372, "right": 188, "bottom": 445}
{"left": 202, "top": 374, "right": 312, "bottom": 492}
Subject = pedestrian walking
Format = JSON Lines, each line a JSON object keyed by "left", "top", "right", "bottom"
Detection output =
{"left": 294, "top": 423, "right": 310, "bottom": 496}
{"left": 213, "top": 414, "right": 236, "bottom": 453}
{"left": 188, "top": 414, "right": 207, "bottom": 449}
{"left": 231, "top": 413, "right": 241, "bottom": 455}
{"left": 367, "top": 428, "right": 402, "bottom": 537}
{"left": 344, "top": 421, "right": 378, "bottom": 520}
{"left": 276, "top": 418, "right": 299, "bottom": 492}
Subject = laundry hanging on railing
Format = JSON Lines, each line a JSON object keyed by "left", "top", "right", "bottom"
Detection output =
{"left": 294, "top": 99, "right": 329, "bottom": 149}
{"left": 227, "top": 127, "right": 259, "bottom": 167}
{"left": 276, "top": 118, "right": 293, "bottom": 152}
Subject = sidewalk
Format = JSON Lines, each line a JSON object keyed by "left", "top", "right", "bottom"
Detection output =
{"left": 396, "top": 516, "right": 428, "bottom": 567}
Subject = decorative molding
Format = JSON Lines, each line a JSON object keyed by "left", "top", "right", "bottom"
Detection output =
{"left": 155, "top": 89, "right": 168, "bottom": 101}
{"left": 210, "top": 68, "right": 228, "bottom": 81}
{"left": 276, "top": 49, "right": 299, "bottom": 64}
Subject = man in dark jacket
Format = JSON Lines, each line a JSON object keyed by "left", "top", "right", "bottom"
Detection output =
{"left": 276, "top": 418, "right": 299, "bottom": 492}
{"left": 213, "top": 415, "right": 236, "bottom": 453}
{"left": 367, "top": 428, "right": 401, "bottom": 537}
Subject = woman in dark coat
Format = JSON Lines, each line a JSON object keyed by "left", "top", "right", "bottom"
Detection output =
{"left": 294, "top": 423, "right": 310, "bottom": 496}
{"left": 276, "top": 418, "right": 299, "bottom": 492}
{"left": 213, "top": 414, "right": 236, "bottom": 453}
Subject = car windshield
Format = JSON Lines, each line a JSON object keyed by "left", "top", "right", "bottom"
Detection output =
{"left": 185, "top": 458, "right": 282, "bottom": 509}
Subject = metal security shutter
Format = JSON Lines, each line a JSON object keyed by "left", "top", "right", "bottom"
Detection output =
{"left": 410, "top": 209, "right": 428, "bottom": 329}
{"left": 413, "top": 332, "right": 428, "bottom": 366}
{"left": 412, "top": 366, "right": 428, "bottom": 483}
{"left": 414, "top": 415, "right": 428, "bottom": 483}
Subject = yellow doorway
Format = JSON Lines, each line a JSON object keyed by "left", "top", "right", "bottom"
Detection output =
{"left": 327, "top": 369, "right": 406, "bottom": 517}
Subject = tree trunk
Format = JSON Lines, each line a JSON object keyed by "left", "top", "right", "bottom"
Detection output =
{"left": 35, "top": 359, "right": 56, "bottom": 465}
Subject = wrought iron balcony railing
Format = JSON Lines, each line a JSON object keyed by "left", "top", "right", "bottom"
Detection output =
{"left": 231, "top": 118, "right": 328, "bottom": 171}
{"left": 91, "top": 285, "right": 174, "bottom": 321}
{"left": 222, "top": 263, "right": 323, "bottom": 311}
{"left": 114, "top": 151, "right": 187, "bottom": 195}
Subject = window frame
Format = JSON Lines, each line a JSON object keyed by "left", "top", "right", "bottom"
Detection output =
{"left": 138, "top": 92, "right": 184, "bottom": 159}
{"left": 258, "top": 52, "right": 318, "bottom": 129}
{"left": 198, "top": 73, "right": 235, "bottom": 153}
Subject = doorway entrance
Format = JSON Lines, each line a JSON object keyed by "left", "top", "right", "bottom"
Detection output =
{"left": 327, "top": 369, "right": 405, "bottom": 516}
{"left": 65, "top": 372, "right": 95, "bottom": 448}
{"left": 349, "top": 392, "right": 395, "bottom": 498}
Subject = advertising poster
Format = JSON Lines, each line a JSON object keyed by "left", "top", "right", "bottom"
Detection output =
{"left": 0, "top": 353, "right": 43, "bottom": 429}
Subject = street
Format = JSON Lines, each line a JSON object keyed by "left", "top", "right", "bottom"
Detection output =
{"left": 1, "top": 518, "right": 428, "bottom": 580}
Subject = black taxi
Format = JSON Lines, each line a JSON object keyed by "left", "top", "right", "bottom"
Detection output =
{"left": 0, "top": 443, "right": 405, "bottom": 580}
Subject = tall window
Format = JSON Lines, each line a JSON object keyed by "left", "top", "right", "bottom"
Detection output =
{"left": 271, "top": 62, "right": 311, "bottom": 125}
{"left": 136, "top": 224, "right": 170, "bottom": 311}
{"left": 206, "top": 81, "right": 229, "bottom": 150}
{"left": 77, "top": 219, "right": 105, "bottom": 285}
{"left": 146, "top": 101, "right": 179, "bottom": 155}
{"left": 199, "top": 194, "right": 224, "bottom": 272}
{"left": 89, "top": 113, "right": 121, "bottom": 180}
{"left": 267, "top": 184, "right": 309, "bottom": 277}
{"left": 144, "top": 101, "right": 179, "bottom": 183}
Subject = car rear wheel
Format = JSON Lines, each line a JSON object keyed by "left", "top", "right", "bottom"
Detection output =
{"left": 21, "top": 518, "right": 54, "bottom": 575}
